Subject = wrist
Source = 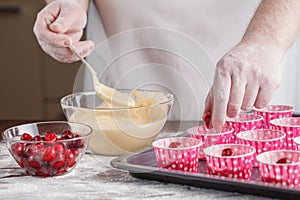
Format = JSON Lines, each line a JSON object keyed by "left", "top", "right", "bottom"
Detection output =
{"left": 239, "top": 38, "right": 286, "bottom": 60}
{"left": 75, "top": 0, "right": 89, "bottom": 11}
{"left": 49, "top": 0, "right": 89, "bottom": 12}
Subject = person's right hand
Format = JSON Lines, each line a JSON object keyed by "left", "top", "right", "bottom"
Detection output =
{"left": 202, "top": 42, "right": 283, "bottom": 129}
{"left": 33, "top": 0, "right": 94, "bottom": 63}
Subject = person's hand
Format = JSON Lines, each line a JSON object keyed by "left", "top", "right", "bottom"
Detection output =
{"left": 33, "top": 0, "right": 94, "bottom": 63}
{"left": 202, "top": 42, "right": 284, "bottom": 129}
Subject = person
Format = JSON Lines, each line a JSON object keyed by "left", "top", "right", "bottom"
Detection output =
{"left": 33, "top": 0, "right": 300, "bottom": 129}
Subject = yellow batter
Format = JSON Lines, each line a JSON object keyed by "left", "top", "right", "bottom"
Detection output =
{"left": 68, "top": 90, "right": 171, "bottom": 155}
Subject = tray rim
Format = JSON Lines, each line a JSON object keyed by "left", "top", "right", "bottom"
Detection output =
{"left": 111, "top": 147, "right": 300, "bottom": 199}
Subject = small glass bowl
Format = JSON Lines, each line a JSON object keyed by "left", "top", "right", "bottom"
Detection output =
{"left": 187, "top": 125, "right": 233, "bottom": 160}
{"left": 204, "top": 144, "right": 256, "bottom": 180}
{"left": 256, "top": 150, "right": 300, "bottom": 187}
{"left": 1, "top": 121, "right": 92, "bottom": 177}
{"left": 237, "top": 129, "right": 286, "bottom": 167}
{"left": 225, "top": 113, "right": 263, "bottom": 143}
{"left": 253, "top": 105, "right": 293, "bottom": 129}
{"left": 152, "top": 137, "right": 202, "bottom": 173}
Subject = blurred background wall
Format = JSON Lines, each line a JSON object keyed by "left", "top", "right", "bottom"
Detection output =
{"left": 0, "top": 0, "right": 80, "bottom": 120}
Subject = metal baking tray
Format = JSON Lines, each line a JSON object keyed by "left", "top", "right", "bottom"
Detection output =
{"left": 111, "top": 147, "right": 300, "bottom": 199}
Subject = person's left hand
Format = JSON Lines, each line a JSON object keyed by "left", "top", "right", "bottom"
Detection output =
{"left": 33, "top": 0, "right": 94, "bottom": 63}
{"left": 202, "top": 42, "right": 284, "bottom": 129}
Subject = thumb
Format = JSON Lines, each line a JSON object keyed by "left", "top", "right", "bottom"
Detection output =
{"left": 49, "top": 3, "right": 86, "bottom": 34}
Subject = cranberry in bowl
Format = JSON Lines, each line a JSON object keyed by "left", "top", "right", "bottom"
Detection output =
{"left": 1, "top": 121, "right": 92, "bottom": 177}
{"left": 187, "top": 125, "right": 233, "bottom": 160}
{"left": 236, "top": 129, "right": 286, "bottom": 167}
{"left": 152, "top": 137, "right": 202, "bottom": 173}
{"left": 256, "top": 150, "right": 300, "bottom": 187}
{"left": 204, "top": 144, "right": 256, "bottom": 180}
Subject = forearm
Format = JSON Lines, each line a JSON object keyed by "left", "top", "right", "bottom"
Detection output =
{"left": 242, "top": 0, "right": 300, "bottom": 54}
{"left": 45, "top": 0, "right": 90, "bottom": 11}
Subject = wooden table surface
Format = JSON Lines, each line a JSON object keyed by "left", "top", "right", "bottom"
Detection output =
{"left": 0, "top": 120, "right": 273, "bottom": 200}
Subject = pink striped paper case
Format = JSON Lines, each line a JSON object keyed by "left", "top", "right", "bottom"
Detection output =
{"left": 225, "top": 113, "right": 263, "bottom": 143}
{"left": 256, "top": 150, "right": 300, "bottom": 187}
{"left": 204, "top": 144, "right": 256, "bottom": 180}
{"left": 187, "top": 125, "right": 233, "bottom": 160}
{"left": 293, "top": 136, "right": 300, "bottom": 150}
{"left": 152, "top": 137, "right": 202, "bottom": 173}
{"left": 253, "top": 105, "right": 293, "bottom": 129}
{"left": 270, "top": 117, "right": 300, "bottom": 150}
{"left": 237, "top": 129, "right": 286, "bottom": 167}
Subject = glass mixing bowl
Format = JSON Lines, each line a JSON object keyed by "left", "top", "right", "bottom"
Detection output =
{"left": 61, "top": 90, "right": 173, "bottom": 156}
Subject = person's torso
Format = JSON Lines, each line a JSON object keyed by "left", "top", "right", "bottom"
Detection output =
{"left": 82, "top": 0, "right": 260, "bottom": 121}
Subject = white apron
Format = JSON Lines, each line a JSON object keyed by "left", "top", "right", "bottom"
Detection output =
{"left": 73, "top": 0, "right": 300, "bottom": 121}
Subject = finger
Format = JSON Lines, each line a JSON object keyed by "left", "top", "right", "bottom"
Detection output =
{"left": 66, "top": 30, "right": 83, "bottom": 43}
{"left": 211, "top": 68, "right": 231, "bottom": 129}
{"left": 72, "top": 40, "right": 95, "bottom": 58}
{"left": 38, "top": 31, "right": 71, "bottom": 47}
{"left": 44, "top": 46, "right": 77, "bottom": 63}
{"left": 203, "top": 112, "right": 212, "bottom": 128}
{"left": 34, "top": 12, "right": 71, "bottom": 47}
{"left": 33, "top": 5, "right": 71, "bottom": 47}
{"left": 254, "top": 85, "right": 278, "bottom": 108}
{"left": 49, "top": 3, "right": 86, "bottom": 33}
{"left": 226, "top": 73, "right": 246, "bottom": 118}
{"left": 241, "top": 83, "right": 259, "bottom": 111}
{"left": 39, "top": 40, "right": 75, "bottom": 63}
{"left": 34, "top": 2, "right": 62, "bottom": 33}
{"left": 51, "top": 40, "right": 94, "bottom": 63}
{"left": 52, "top": 52, "right": 79, "bottom": 63}
{"left": 36, "top": 21, "right": 83, "bottom": 48}
{"left": 40, "top": 41, "right": 72, "bottom": 55}
{"left": 202, "top": 90, "right": 213, "bottom": 128}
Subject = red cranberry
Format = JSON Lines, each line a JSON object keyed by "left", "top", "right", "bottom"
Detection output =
{"left": 64, "top": 149, "right": 76, "bottom": 167}
{"left": 11, "top": 143, "right": 25, "bottom": 156}
{"left": 169, "top": 141, "right": 183, "bottom": 148}
{"left": 25, "top": 143, "right": 44, "bottom": 156}
{"left": 221, "top": 148, "right": 234, "bottom": 157}
{"left": 42, "top": 147, "right": 56, "bottom": 162}
{"left": 35, "top": 170, "right": 50, "bottom": 177}
{"left": 64, "top": 149, "right": 74, "bottom": 158}
{"left": 68, "top": 160, "right": 76, "bottom": 168}
{"left": 51, "top": 157, "right": 65, "bottom": 169}
{"left": 28, "top": 156, "right": 41, "bottom": 168}
{"left": 56, "top": 169, "right": 68, "bottom": 175}
{"left": 45, "top": 132, "right": 57, "bottom": 141}
{"left": 72, "top": 139, "right": 84, "bottom": 149}
{"left": 32, "top": 135, "right": 43, "bottom": 141}
{"left": 71, "top": 148, "right": 79, "bottom": 157}
{"left": 72, "top": 134, "right": 80, "bottom": 138}
{"left": 61, "top": 141, "right": 72, "bottom": 149}
{"left": 61, "top": 130, "right": 73, "bottom": 139}
{"left": 53, "top": 143, "right": 64, "bottom": 153}
{"left": 21, "top": 133, "right": 33, "bottom": 141}
{"left": 276, "top": 157, "right": 292, "bottom": 164}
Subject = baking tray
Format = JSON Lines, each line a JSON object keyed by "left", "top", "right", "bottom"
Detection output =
{"left": 111, "top": 147, "right": 300, "bottom": 199}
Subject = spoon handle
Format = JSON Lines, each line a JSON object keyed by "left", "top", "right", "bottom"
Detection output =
{"left": 44, "top": 18, "right": 99, "bottom": 82}
{"left": 68, "top": 45, "right": 99, "bottom": 82}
